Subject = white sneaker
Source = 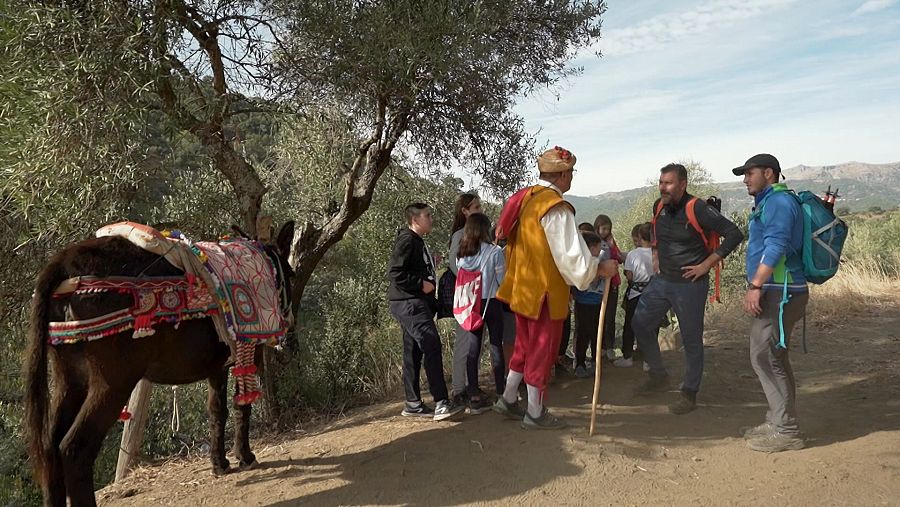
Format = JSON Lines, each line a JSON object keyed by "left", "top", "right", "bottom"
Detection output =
{"left": 612, "top": 357, "right": 633, "bottom": 368}
{"left": 642, "top": 361, "right": 651, "bottom": 372}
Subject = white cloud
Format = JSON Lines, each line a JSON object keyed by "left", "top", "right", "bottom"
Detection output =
{"left": 853, "top": 0, "right": 898, "bottom": 15}
{"left": 597, "top": 0, "right": 799, "bottom": 56}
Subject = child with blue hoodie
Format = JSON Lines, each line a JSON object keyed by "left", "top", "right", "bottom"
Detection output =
{"left": 455, "top": 213, "right": 506, "bottom": 414}
{"left": 573, "top": 231, "right": 609, "bottom": 378}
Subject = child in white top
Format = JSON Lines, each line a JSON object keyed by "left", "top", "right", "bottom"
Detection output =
{"left": 614, "top": 223, "right": 654, "bottom": 367}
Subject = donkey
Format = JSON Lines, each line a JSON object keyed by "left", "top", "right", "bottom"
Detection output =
{"left": 24, "top": 222, "right": 294, "bottom": 506}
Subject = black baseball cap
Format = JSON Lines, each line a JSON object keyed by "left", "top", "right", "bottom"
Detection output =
{"left": 732, "top": 153, "right": 781, "bottom": 176}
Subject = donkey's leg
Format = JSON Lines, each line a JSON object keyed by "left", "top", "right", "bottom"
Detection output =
{"left": 233, "top": 402, "right": 256, "bottom": 469}
{"left": 46, "top": 372, "right": 87, "bottom": 507}
{"left": 59, "top": 381, "right": 133, "bottom": 507}
{"left": 207, "top": 369, "right": 230, "bottom": 475}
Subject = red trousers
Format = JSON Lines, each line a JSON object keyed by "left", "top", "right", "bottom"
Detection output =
{"left": 508, "top": 302, "right": 564, "bottom": 397}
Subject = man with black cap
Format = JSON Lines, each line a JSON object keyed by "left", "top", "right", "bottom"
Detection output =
{"left": 632, "top": 163, "right": 743, "bottom": 415}
{"left": 734, "top": 153, "right": 808, "bottom": 452}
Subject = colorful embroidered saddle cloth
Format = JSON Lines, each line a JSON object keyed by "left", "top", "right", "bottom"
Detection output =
{"left": 52, "top": 222, "right": 289, "bottom": 405}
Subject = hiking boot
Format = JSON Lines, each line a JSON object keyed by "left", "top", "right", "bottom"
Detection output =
{"left": 740, "top": 422, "right": 776, "bottom": 440}
{"left": 612, "top": 357, "right": 633, "bottom": 368}
{"left": 633, "top": 375, "right": 670, "bottom": 396}
{"left": 433, "top": 399, "right": 464, "bottom": 421}
{"left": 521, "top": 408, "right": 568, "bottom": 430}
{"left": 401, "top": 402, "right": 434, "bottom": 418}
{"left": 668, "top": 391, "right": 697, "bottom": 415}
{"left": 493, "top": 397, "right": 526, "bottom": 420}
{"left": 574, "top": 365, "right": 591, "bottom": 378}
{"left": 466, "top": 396, "right": 492, "bottom": 415}
{"left": 747, "top": 432, "right": 804, "bottom": 453}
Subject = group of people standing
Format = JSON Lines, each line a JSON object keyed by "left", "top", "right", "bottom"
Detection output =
{"left": 387, "top": 148, "right": 810, "bottom": 453}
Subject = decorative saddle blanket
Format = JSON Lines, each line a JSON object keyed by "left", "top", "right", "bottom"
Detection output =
{"left": 48, "top": 222, "right": 289, "bottom": 405}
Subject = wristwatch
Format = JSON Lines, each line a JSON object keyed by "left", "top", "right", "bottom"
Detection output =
{"left": 747, "top": 282, "right": 762, "bottom": 290}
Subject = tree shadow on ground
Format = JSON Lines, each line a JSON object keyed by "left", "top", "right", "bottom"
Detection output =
{"left": 245, "top": 416, "right": 582, "bottom": 506}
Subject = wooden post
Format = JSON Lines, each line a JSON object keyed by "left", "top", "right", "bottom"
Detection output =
{"left": 115, "top": 379, "right": 153, "bottom": 482}
{"left": 589, "top": 277, "right": 612, "bottom": 437}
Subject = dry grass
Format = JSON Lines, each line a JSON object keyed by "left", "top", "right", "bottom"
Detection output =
{"left": 706, "top": 255, "right": 900, "bottom": 334}
{"left": 808, "top": 255, "right": 900, "bottom": 320}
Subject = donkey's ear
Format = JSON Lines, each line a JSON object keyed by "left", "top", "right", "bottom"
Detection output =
{"left": 275, "top": 221, "right": 295, "bottom": 258}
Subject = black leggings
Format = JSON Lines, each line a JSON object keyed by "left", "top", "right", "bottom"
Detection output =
{"left": 621, "top": 295, "right": 640, "bottom": 359}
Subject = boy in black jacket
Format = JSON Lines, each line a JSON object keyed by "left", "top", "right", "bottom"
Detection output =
{"left": 388, "top": 203, "right": 463, "bottom": 421}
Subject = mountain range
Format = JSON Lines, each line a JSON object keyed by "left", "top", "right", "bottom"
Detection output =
{"left": 567, "top": 161, "right": 900, "bottom": 220}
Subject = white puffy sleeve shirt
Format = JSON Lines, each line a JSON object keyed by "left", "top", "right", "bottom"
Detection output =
{"left": 537, "top": 182, "right": 599, "bottom": 291}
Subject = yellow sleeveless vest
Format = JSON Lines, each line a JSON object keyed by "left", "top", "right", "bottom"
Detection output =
{"left": 496, "top": 186, "right": 573, "bottom": 320}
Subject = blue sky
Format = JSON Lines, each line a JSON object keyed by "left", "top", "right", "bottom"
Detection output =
{"left": 515, "top": 0, "right": 900, "bottom": 196}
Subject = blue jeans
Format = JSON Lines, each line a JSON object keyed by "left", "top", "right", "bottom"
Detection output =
{"left": 632, "top": 277, "right": 709, "bottom": 393}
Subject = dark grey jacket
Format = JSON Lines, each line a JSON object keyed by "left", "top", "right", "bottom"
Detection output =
{"left": 387, "top": 228, "right": 437, "bottom": 307}
{"left": 653, "top": 194, "right": 744, "bottom": 283}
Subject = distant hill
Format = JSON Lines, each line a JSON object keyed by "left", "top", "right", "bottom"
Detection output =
{"left": 568, "top": 161, "right": 900, "bottom": 221}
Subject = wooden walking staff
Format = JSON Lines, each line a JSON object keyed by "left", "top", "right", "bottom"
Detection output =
{"left": 589, "top": 276, "right": 613, "bottom": 436}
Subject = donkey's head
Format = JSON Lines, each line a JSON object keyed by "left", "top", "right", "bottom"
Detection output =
{"left": 269, "top": 221, "right": 296, "bottom": 328}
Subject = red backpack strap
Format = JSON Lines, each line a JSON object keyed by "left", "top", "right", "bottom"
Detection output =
{"left": 685, "top": 198, "right": 724, "bottom": 303}
{"left": 650, "top": 200, "right": 665, "bottom": 248}
{"left": 684, "top": 198, "right": 709, "bottom": 247}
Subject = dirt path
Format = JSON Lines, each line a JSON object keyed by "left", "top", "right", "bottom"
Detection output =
{"left": 100, "top": 299, "right": 900, "bottom": 506}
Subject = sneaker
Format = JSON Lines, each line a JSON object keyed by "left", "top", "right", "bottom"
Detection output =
{"left": 642, "top": 361, "right": 650, "bottom": 372}
{"left": 747, "top": 432, "right": 804, "bottom": 453}
{"left": 633, "top": 375, "right": 670, "bottom": 396}
{"left": 521, "top": 408, "right": 567, "bottom": 430}
{"left": 433, "top": 399, "right": 464, "bottom": 421}
{"left": 401, "top": 402, "right": 434, "bottom": 418}
{"left": 612, "top": 357, "right": 633, "bottom": 368}
{"left": 493, "top": 397, "right": 526, "bottom": 420}
{"left": 467, "top": 396, "right": 492, "bottom": 415}
{"left": 574, "top": 365, "right": 591, "bottom": 378}
{"left": 668, "top": 391, "right": 697, "bottom": 415}
{"left": 740, "top": 422, "right": 776, "bottom": 440}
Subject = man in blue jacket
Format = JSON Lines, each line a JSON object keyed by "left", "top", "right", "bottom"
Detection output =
{"left": 734, "top": 153, "right": 809, "bottom": 452}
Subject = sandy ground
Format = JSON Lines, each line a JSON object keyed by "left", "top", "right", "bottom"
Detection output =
{"left": 99, "top": 298, "right": 900, "bottom": 506}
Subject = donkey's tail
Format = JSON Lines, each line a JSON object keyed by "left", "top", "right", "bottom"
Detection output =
{"left": 23, "top": 256, "right": 65, "bottom": 488}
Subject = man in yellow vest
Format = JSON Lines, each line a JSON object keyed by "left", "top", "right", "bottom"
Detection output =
{"left": 493, "top": 146, "right": 618, "bottom": 429}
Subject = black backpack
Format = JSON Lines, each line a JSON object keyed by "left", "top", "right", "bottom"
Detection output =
{"left": 436, "top": 269, "right": 456, "bottom": 319}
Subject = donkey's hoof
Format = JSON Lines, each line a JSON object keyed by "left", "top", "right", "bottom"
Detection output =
{"left": 238, "top": 459, "right": 259, "bottom": 471}
{"left": 212, "top": 464, "right": 232, "bottom": 476}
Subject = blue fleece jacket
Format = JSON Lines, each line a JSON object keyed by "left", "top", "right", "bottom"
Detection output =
{"left": 746, "top": 185, "right": 808, "bottom": 293}
{"left": 456, "top": 242, "right": 505, "bottom": 299}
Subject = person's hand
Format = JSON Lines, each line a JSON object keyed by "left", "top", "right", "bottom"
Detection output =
{"left": 744, "top": 288, "right": 762, "bottom": 317}
{"left": 422, "top": 280, "right": 435, "bottom": 294}
{"left": 681, "top": 262, "right": 711, "bottom": 281}
{"left": 597, "top": 259, "right": 618, "bottom": 279}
